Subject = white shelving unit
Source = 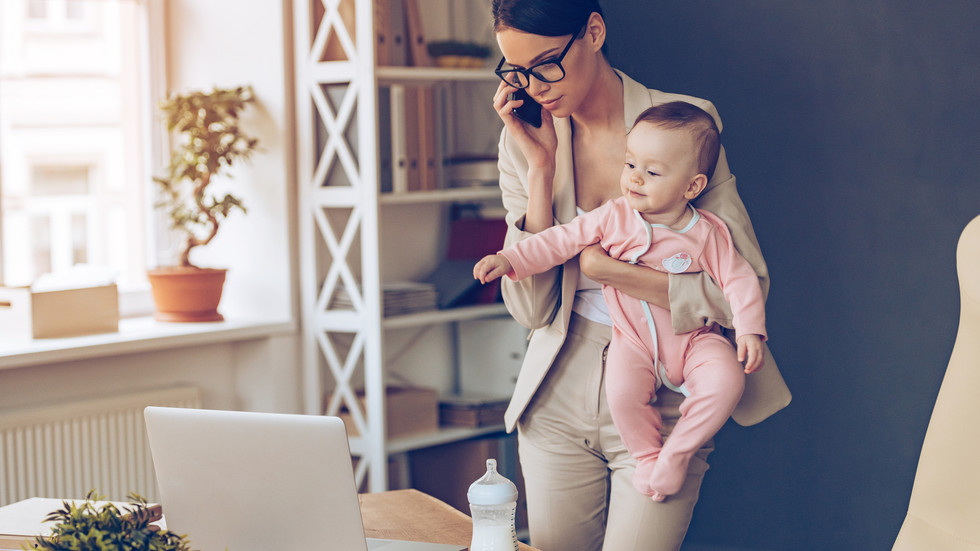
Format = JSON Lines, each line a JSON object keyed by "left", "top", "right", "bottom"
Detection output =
{"left": 294, "top": 0, "right": 511, "bottom": 492}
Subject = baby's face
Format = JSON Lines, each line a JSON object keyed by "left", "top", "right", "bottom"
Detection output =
{"left": 620, "top": 122, "right": 701, "bottom": 216}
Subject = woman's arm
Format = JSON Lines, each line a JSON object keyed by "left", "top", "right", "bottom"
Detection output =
{"left": 579, "top": 244, "right": 735, "bottom": 328}
{"left": 578, "top": 244, "right": 671, "bottom": 309}
{"left": 494, "top": 84, "right": 564, "bottom": 330}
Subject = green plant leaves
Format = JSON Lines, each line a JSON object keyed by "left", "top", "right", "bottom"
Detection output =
{"left": 33, "top": 491, "right": 198, "bottom": 551}
{"left": 154, "top": 85, "right": 260, "bottom": 268}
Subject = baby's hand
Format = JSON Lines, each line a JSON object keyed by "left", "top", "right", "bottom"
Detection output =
{"left": 473, "top": 254, "right": 513, "bottom": 284}
{"left": 737, "top": 334, "right": 764, "bottom": 374}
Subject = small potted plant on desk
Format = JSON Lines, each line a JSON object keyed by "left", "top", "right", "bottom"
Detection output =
{"left": 34, "top": 492, "right": 199, "bottom": 551}
{"left": 147, "top": 85, "right": 259, "bottom": 322}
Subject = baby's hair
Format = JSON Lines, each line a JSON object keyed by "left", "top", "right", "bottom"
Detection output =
{"left": 632, "top": 101, "right": 721, "bottom": 181}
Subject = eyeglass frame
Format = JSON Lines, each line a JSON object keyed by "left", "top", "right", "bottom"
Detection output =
{"left": 494, "top": 25, "right": 585, "bottom": 89}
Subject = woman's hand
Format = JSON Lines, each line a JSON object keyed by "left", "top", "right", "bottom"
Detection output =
{"left": 578, "top": 244, "right": 614, "bottom": 281}
{"left": 493, "top": 81, "right": 557, "bottom": 171}
{"left": 579, "top": 244, "right": 671, "bottom": 309}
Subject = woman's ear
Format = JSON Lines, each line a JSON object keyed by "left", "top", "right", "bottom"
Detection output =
{"left": 585, "top": 12, "right": 606, "bottom": 53}
{"left": 686, "top": 174, "right": 709, "bottom": 200}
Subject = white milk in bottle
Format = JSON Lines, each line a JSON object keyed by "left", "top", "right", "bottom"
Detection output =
{"left": 467, "top": 459, "right": 519, "bottom": 551}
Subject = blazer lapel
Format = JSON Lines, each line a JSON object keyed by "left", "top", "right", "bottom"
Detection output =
{"left": 618, "top": 68, "right": 655, "bottom": 131}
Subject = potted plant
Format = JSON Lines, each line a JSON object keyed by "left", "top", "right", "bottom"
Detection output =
{"left": 148, "top": 85, "right": 259, "bottom": 322}
{"left": 33, "top": 492, "right": 198, "bottom": 551}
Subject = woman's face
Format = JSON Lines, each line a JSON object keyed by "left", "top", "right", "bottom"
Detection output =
{"left": 495, "top": 26, "right": 597, "bottom": 119}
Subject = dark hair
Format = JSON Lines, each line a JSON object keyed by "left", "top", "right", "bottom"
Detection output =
{"left": 633, "top": 101, "right": 721, "bottom": 181}
{"left": 491, "top": 0, "right": 602, "bottom": 37}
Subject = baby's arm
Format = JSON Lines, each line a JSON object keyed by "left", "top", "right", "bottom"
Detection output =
{"left": 673, "top": 147, "right": 768, "bottom": 334}
{"left": 474, "top": 254, "right": 513, "bottom": 284}
{"left": 491, "top": 203, "right": 610, "bottom": 282}
{"left": 698, "top": 210, "right": 768, "bottom": 373}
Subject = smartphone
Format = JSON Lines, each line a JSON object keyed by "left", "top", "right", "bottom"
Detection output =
{"left": 509, "top": 88, "right": 542, "bottom": 128}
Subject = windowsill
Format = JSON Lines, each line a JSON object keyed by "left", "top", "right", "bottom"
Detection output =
{"left": 0, "top": 316, "right": 297, "bottom": 371}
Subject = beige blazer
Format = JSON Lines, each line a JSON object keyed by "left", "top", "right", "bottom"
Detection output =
{"left": 497, "top": 69, "right": 792, "bottom": 432}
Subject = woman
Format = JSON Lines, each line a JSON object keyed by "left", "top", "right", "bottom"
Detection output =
{"left": 489, "top": 1, "right": 792, "bottom": 549}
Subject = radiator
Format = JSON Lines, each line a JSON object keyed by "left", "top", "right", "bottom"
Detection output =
{"left": 0, "top": 386, "right": 202, "bottom": 506}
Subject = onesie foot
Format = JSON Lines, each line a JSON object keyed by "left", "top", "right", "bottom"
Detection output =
{"left": 649, "top": 453, "right": 691, "bottom": 499}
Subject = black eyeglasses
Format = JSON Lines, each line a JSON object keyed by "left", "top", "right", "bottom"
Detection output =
{"left": 494, "top": 25, "right": 584, "bottom": 89}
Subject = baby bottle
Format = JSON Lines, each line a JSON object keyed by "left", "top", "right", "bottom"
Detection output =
{"left": 467, "top": 458, "right": 519, "bottom": 551}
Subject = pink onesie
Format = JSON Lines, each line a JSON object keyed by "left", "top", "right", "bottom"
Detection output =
{"left": 500, "top": 196, "right": 767, "bottom": 498}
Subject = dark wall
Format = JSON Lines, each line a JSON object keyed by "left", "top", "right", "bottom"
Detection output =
{"left": 602, "top": 1, "right": 980, "bottom": 549}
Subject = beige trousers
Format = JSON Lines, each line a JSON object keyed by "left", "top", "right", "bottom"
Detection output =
{"left": 517, "top": 313, "right": 713, "bottom": 551}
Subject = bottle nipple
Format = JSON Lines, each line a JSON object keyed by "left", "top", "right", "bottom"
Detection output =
{"left": 468, "top": 459, "right": 518, "bottom": 505}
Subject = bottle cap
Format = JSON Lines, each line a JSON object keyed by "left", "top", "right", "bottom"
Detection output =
{"left": 467, "top": 458, "right": 518, "bottom": 505}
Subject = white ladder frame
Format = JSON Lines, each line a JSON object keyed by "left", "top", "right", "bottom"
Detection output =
{"left": 294, "top": 0, "right": 388, "bottom": 491}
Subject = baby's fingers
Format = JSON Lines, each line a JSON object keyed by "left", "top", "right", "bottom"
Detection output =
{"left": 473, "top": 257, "right": 493, "bottom": 283}
{"left": 745, "top": 346, "right": 763, "bottom": 373}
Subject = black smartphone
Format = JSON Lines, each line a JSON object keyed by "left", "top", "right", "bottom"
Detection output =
{"left": 509, "top": 88, "right": 542, "bottom": 128}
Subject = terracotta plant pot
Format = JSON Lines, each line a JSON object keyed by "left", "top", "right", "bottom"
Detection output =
{"left": 146, "top": 267, "right": 227, "bottom": 322}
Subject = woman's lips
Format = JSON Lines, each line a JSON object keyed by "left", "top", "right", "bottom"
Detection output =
{"left": 539, "top": 96, "right": 560, "bottom": 109}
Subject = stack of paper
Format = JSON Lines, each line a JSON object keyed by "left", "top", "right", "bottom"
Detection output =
{"left": 334, "top": 281, "right": 437, "bottom": 317}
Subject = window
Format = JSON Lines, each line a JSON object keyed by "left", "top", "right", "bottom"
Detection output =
{"left": 0, "top": 0, "right": 163, "bottom": 299}
{"left": 25, "top": 0, "right": 97, "bottom": 31}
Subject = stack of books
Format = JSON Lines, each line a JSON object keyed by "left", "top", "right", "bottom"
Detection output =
{"left": 334, "top": 281, "right": 437, "bottom": 316}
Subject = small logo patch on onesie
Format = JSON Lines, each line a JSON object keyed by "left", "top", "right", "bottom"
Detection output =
{"left": 662, "top": 252, "right": 692, "bottom": 273}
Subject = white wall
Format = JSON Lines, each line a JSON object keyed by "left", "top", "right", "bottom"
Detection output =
{"left": 0, "top": 335, "right": 299, "bottom": 413}
{"left": 164, "top": 0, "right": 297, "bottom": 323}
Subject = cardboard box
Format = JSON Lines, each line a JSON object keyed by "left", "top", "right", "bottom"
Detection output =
{"left": 0, "top": 284, "right": 119, "bottom": 339}
{"left": 337, "top": 386, "right": 439, "bottom": 439}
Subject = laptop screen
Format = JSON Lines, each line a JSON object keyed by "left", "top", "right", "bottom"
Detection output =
{"left": 145, "top": 407, "right": 375, "bottom": 551}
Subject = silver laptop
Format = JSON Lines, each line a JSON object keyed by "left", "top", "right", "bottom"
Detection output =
{"left": 144, "top": 407, "right": 466, "bottom": 551}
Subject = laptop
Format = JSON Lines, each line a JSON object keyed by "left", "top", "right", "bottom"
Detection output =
{"left": 143, "top": 407, "right": 466, "bottom": 551}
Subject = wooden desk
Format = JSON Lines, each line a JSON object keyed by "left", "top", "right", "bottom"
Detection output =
{"left": 1, "top": 491, "right": 539, "bottom": 551}
{"left": 360, "top": 489, "right": 539, "bottom": 550}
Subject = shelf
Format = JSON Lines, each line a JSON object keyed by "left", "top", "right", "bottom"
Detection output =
{"left": 0, "top": 316, "right": 296, "bottom": 371}
{"left": 382, "top": 303, "right": 509, "bottom": 329}
{"left": 297, "top": 1, "right": 514, "bottom": 492}
{"left": 376, "top": 66, "right": 498, "bottom": 84}
{"left": 349, "top": 424, "right": 507, "bottom": 455}
{"left": 380, "top": 186, "right": 500, "bottom": 205}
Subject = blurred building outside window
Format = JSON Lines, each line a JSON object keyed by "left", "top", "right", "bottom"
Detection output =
{"left": 0, "top": 0, "right": 163, "bottom": 310}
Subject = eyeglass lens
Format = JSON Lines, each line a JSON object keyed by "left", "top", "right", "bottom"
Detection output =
{"left": 500, "top": 63, "right": 565, "bottom": 88}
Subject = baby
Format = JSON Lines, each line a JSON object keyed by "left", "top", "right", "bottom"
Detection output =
{"left": 474, "top": 101, "right": 766, "bottom": 501}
